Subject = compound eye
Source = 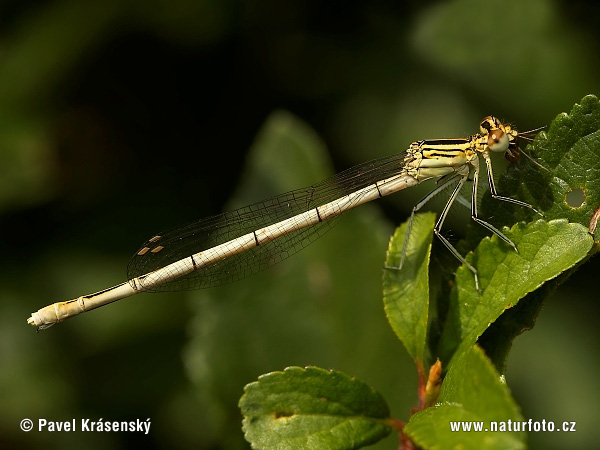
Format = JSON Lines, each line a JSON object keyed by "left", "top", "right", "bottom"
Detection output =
{"left": 489, "top": 130, "right": 502, "bottom": 144}
{"left": 480, "top": 116, "right": 494, "bottom": 134}
{"left": 487, "top": 129, "right": 509, "bottom": 151}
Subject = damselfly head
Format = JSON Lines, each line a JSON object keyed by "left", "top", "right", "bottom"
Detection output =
{"left": 480, "top": 115, "right": 513, "bottom": 153}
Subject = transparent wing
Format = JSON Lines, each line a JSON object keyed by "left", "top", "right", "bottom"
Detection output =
{"left": 127, "top": 152, "right": 410, "bottom": 292}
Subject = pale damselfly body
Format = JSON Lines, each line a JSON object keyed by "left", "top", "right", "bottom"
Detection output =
{"left": 28, "top": 116, "right": 543, "bottom": 329}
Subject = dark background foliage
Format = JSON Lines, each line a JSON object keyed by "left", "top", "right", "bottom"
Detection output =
{"left": 1, "top": 1, "right": 598, "bottom": 448}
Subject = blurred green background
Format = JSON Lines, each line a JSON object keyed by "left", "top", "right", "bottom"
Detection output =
{"left": 1, "top": 0, "right": 599, "bottom": 449}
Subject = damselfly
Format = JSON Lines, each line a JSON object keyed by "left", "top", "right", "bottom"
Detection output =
{"left": 28, "top": 116, "right": 543, "bottom": 329}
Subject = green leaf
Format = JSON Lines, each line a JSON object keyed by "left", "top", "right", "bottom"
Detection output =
{"left": 240, "top": 366, "right": 392, "bottom": 450}
{"left": 475, "top": 283, "right": 549, "bottom": 373}
{"left": 531, "top": 94, "right": 600, "bottom": 226}
{"left": 439, "top": 219, "right": 593, "bottom": 366}
{"left": 405, "top": 345, "right": 525, "bottom": 450}
{"left": 383, "top": 212, "right": 435, "bottom": 363}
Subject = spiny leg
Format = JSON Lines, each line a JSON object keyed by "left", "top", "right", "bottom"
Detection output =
{"left": 390, "top": 174, "right": 461, "bottom": 270}
{"left": 431, "top": 173, "right": 481, "bottom": 292}
{"left": 470, "top": 156, "right": 519, "bottom": 252}
{"left": 385, "top": 173, "right": 481, "bottom": 290}
{"left": 483, "top": 152, "right": 543, "bottom": 216}
{"left": 469, "top": 153, "right": 543, "bottom": 254}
